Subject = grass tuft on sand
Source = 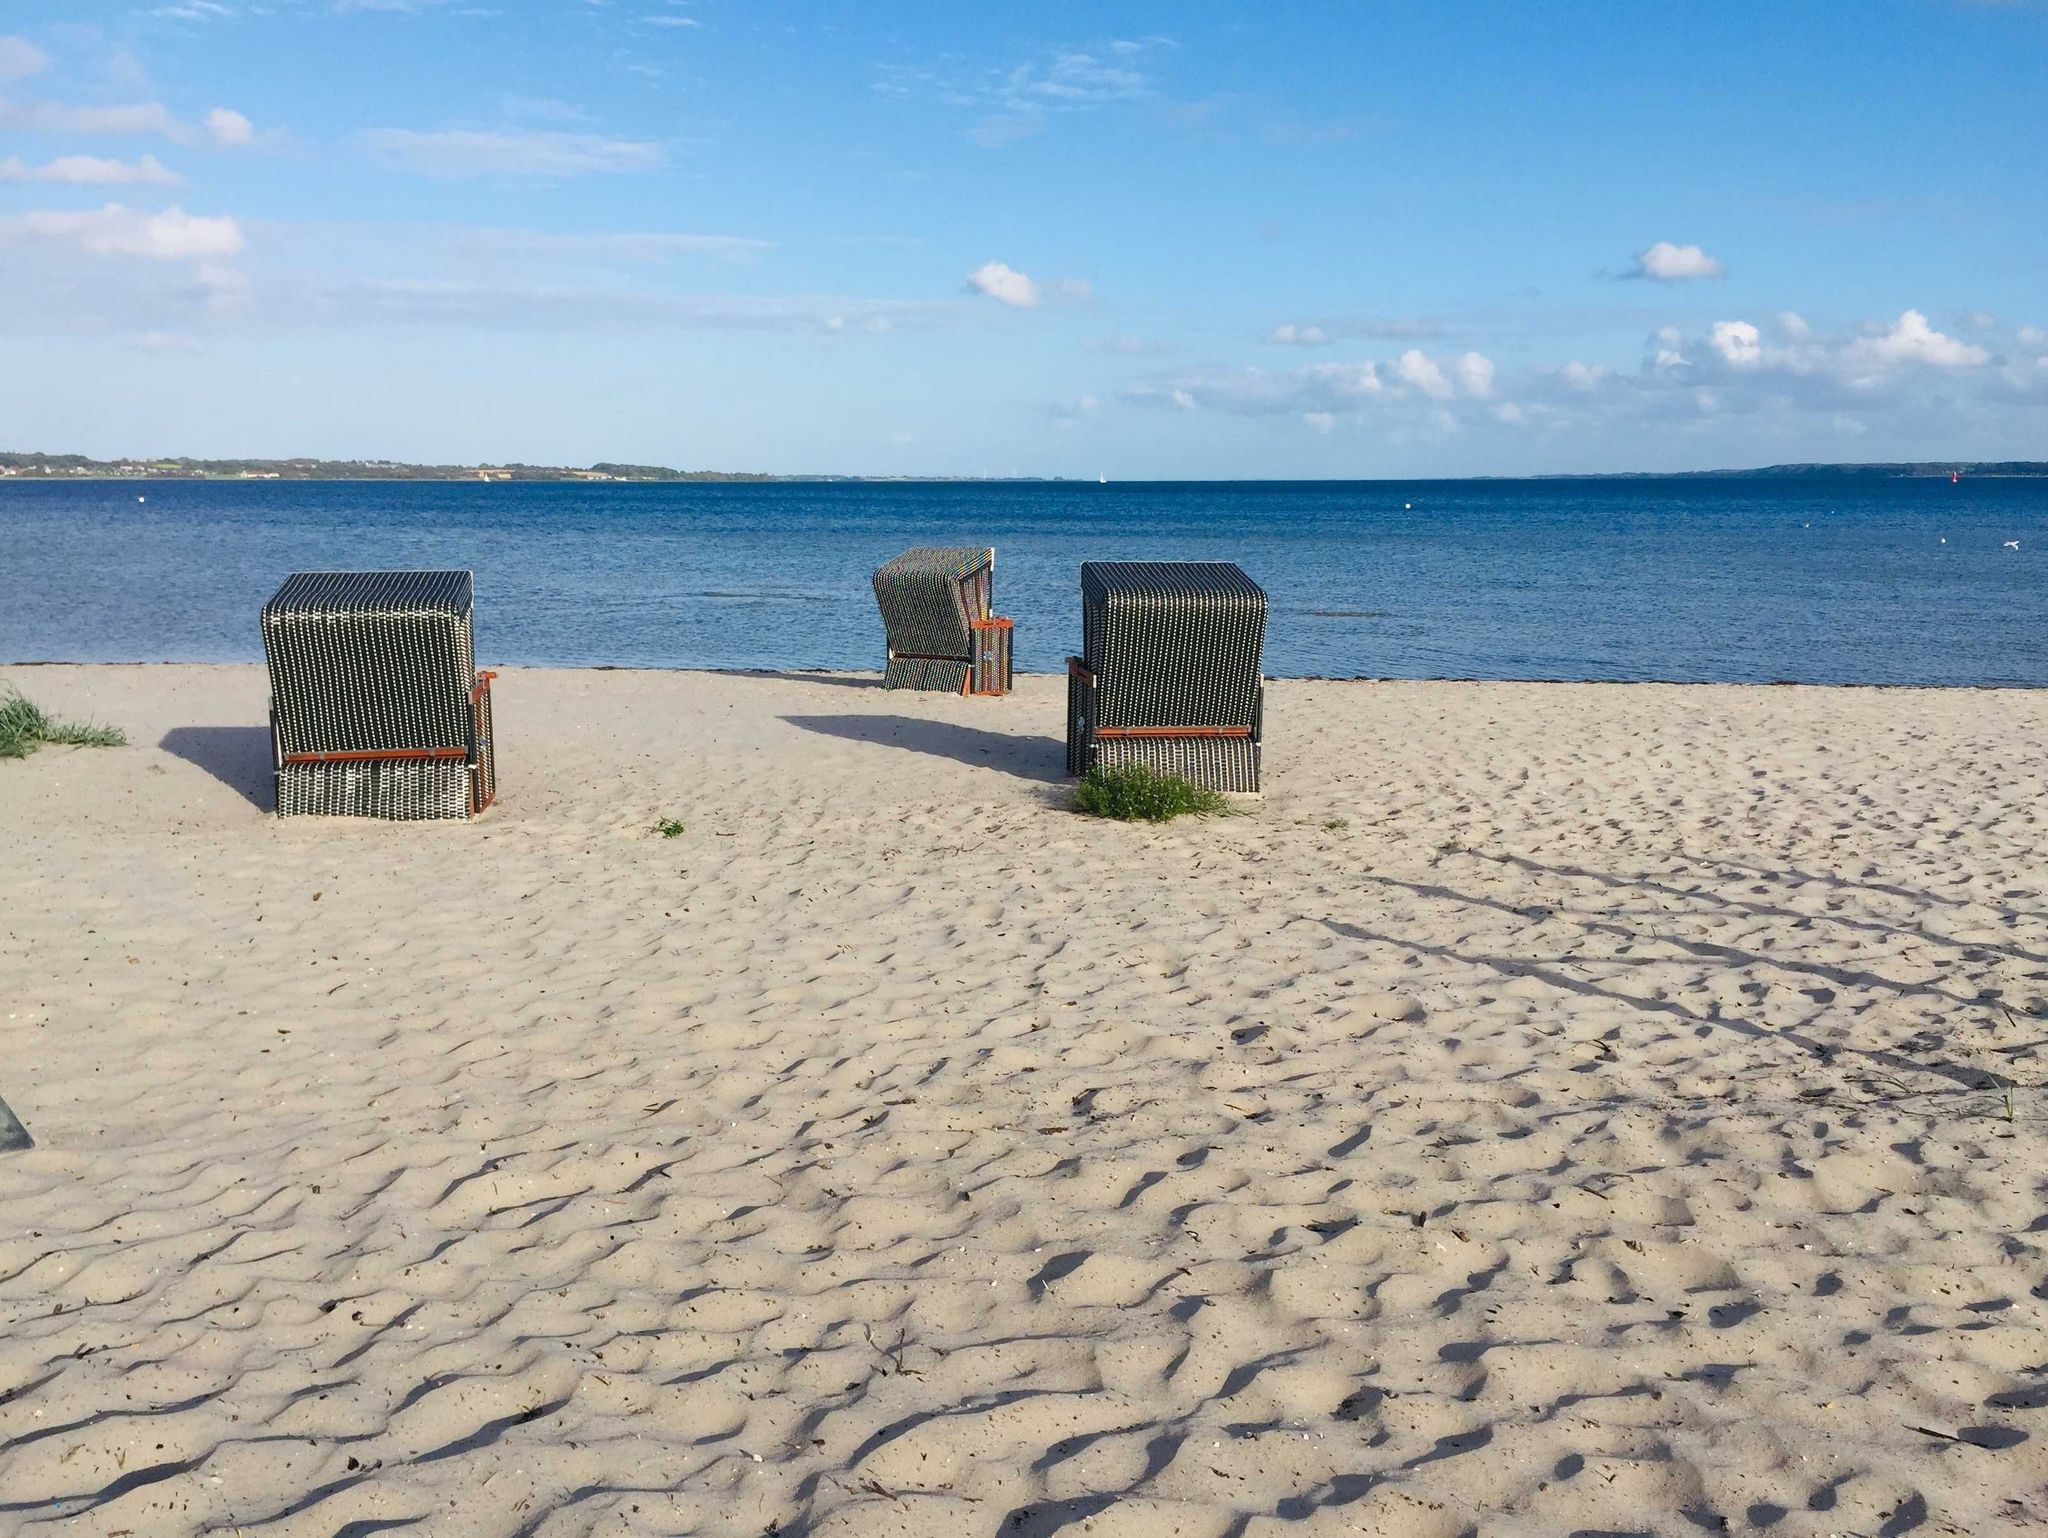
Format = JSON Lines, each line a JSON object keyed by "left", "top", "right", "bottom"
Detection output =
{"left": 1074, "top": 762, "right": 1231, "bottom": 823}
{"left": 0, "top": 688, "right": 126, "bottom": 760}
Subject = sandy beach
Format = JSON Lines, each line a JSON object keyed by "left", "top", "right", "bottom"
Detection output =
{"left": 2, "top": 663, "right": 2045, "bottom": 1536}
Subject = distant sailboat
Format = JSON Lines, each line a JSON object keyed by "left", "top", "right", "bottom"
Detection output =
{"left": 1951, "top": 468, "right": 1961, "bottom": 484}
{"left": 1099, "top": 474, "right": 1107, "bottom": 485}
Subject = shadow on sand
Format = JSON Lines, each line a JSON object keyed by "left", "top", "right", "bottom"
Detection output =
{"left": 782, "top": 713, "right": 1065, "bottom": 783}
{"left": 742, "top": 670, "right": 882, "bottom": 691}
{"left": 159, "top": 726, "right": 272, "bottom": 811}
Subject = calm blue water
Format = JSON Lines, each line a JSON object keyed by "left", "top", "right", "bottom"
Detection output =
{"left": 1, "top": 478, "right": 2042, "bottom": 684}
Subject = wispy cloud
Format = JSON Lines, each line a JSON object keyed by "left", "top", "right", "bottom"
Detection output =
{"left": 1269, "top": 315, "right": 1443, "bottom": 345}
{"left": 500, "top": 95, "right": 592, "bottom": 125}
{"left": 451, "top": 228, "right": 772, "bottom": 262}
{"left": 0, "top": 97, "right": 258, "bottom": 146}
{"left": 1130, "top": 345, "right": 1499, "bottom": 421}
{"left": 127, "top": 330, "right": 204, "bottom": 352}
{"left": 0, "top": 99, "right": 183, "bottom": 137}
{"left": 316, "top": 279, "right": 950, "bottom": 336}
{"left": 0, "top": 202, "right": 244, "bottom": 260}
{"left": 147, "top": 2, "right": 238, "bottom": 19}
{"left": 1083, "top": 335, "right": 1177, "bottom": 356}
{"left": 0, "top": 36, "right": 48, "bottom": 81}
{"left": 0, "top": 153, "right": 183, "bottom": 186}
{"left": 879, "top": 39, "right": 1166, "bottom": 147}
{"left": 361, "top": 127, "right": 665, "bottom": 176}
{"left": 1623, "top": 241, "right": 1726, "bottom": 281}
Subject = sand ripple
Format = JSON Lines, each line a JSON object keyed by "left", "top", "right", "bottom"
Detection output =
{"left": 2, "top": 667, "right": 2045, "bottom": 1534}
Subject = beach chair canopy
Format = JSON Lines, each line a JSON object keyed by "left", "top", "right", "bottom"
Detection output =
{"left": 261, "top": 569, "right": 497, "bottom": 819}
{"left": 1068, "top": 560, "right": 1267, "bottom": 792}
{"left": 872, "top": 546, "right": 1012, "bottom": 695}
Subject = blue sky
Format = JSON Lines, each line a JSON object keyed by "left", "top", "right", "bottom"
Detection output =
{"left": 0, "top": 1, "right": 2043, "bottom": 476}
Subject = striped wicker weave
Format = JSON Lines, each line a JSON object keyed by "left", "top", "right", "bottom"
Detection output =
{"left": 872, "top": 546, "right": 1013, "bottom": 695}
{"left": 1067, "top": 560, "right": 1266, "bottom": 792}
{"left": 260, "top": 570, "right": 498, "bottom": 820}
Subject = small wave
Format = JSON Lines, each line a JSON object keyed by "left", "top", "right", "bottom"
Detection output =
{"left": 1308, "top": 609, "right": 1389, "bottom": 619}
{"left": 692, "top": 589, "right": 827, "bottom": 602}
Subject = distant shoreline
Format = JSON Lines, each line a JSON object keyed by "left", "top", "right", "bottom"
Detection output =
{"left": 3, "top": 453, "right": 2045, "bottom": 484}
{"left": 3, "top": 660, "right": 2037, "bottom": 691}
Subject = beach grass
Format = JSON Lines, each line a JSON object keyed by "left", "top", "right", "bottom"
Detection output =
{"left": 1074, "top": 762, "right": 1232, "bottom": 823}
{"left": 0, "top": 688, "right": 126, "bottom": 760}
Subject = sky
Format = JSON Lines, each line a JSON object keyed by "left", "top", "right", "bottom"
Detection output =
{"left": 0, "top": 1, "right": 2043, "bottom": 478}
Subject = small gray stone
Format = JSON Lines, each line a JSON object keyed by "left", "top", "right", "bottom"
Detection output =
{"left": 0, "top": 1095, "right": 30, "bottom": 1153}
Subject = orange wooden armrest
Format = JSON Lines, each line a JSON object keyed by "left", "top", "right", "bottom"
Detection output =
{"left": 1093, "top": 725, "right": 1252, "bottom": 740}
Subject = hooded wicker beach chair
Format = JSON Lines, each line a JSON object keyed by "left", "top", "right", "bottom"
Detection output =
{"left": 1067, "top": 561, "right": 1266, "bottom": 793}
{"left": 261, "top": 570, "right": 497, "bottom": 820}
{"left": 872, "top": 546, "right": 1013, "bottom": 695}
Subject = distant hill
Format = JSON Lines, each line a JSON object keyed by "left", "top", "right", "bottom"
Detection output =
{"left": 0, "top": 452, "right": 781, "bottom": 482}
{"left": 2, "top": 450, "right": 2041, "bottom": 483}
{"left": 1558, "top": 462, "right": 2048, "bottom": 480}
{"left": 0, "top": 452, "right": 1067, "bottom": 483}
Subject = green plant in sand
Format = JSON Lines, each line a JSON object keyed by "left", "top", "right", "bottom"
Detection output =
{"left": 1074, "top": 762, "right": 1232, "bottom": 823}
{"left": 654, "top": 817, "right": 686, "bottom": 838}
{"left": 0, "top": 688, "right": 125, "bottom": 760}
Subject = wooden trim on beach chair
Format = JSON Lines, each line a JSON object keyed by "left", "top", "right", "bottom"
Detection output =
{"left": 1093, "top": 724, "right": 1252, "bottom": 740}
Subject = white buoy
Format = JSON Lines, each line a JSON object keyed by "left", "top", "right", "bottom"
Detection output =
{"left": 136, "top": 495, "right": 146, "bottom": 503}
{"left": 1403, "top": 502, "right": 1412, "bottom": 510}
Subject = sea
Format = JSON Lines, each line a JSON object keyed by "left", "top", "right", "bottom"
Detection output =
{"left": 1, "top": 477, "right": 2041, "bottom": 686}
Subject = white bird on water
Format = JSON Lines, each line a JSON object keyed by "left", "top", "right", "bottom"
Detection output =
{"left": 2006, "top": 539, "right": 2021, "bottom": 550}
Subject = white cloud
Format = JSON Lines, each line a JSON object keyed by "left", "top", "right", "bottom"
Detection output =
{"left": 0, "top": 203, "right": 244, "bottom": 261}
{"left": 362, "top": 128, "right": 665, "bottom": 177}
{"left": 1847, "top": 308, "right": 1988, "bottom": 368}
{"left": 0, "top": 36, "right": 48, "bottom": 81}
{"left": 1710, "top": 319, "right": 1763, "bottom": 366}
{"left": 1627, "top": 240, "right": 1726, "bottom": 281}
{"left": 205, "top": 107, "right": 254, "bottom": 147}
{"left": 1269, "top": 323, "right": 1330, "bottom": 346}
{"left": 2017, "top": 325, "right": 2046, "bottom": 347}
{"left": 642, "top": 13, "right": 700, "bottom": 25}
{"left": 1054, "top": 277, "right": 1093, "bottom": 302}
{"left": 1116, "top": 306, "right": 2043, "bottom": 452}
{"left": 966, "top": 259, "right": 1038, "bottom": 308}
{"left": 1394, "top": 348, "right": 1453, "bottom": 399}
{"left": 0, "top": 153, "right": 182, "bottom": 186}
{"left": 1454, "top": 351, "right": 1495, "bottom": 399}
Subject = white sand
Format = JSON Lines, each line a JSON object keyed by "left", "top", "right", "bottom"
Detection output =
{"left": 2, "top": 664, "right": 2045, "bottom": 1536}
